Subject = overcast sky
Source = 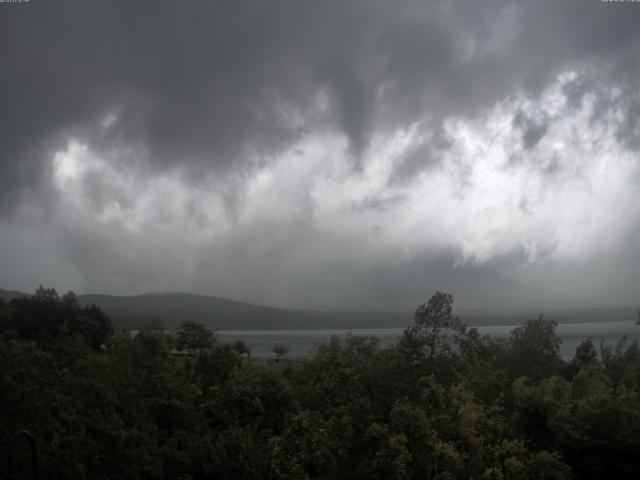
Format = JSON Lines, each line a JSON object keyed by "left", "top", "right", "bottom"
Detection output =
{"left": 1, "top": 0, "right": 640, "bottom": 311}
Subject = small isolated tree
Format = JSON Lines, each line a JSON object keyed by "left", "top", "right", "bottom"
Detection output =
{"left": 175, "top": 320, "right": 214, "bottom": 354}
{"left": 273, "top": 344, "right": 289, "bottom": 361}
{"left": 402, "top": 291, "right": 465, "bottom": 364}
{"left": 232, "top": 340, "right": 251, "bottom": 359}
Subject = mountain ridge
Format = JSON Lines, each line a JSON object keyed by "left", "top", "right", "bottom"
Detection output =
{"left": 2, "top": 288, "right": 638, "bottom": 330}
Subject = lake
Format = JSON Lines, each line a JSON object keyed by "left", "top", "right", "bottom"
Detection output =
{"left": 218, "top": 320, "right": 640, "bottom": 359}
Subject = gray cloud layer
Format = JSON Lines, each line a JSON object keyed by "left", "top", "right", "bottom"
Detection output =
{"left": 2, "top": 1, "right": 640, "bottom": 311}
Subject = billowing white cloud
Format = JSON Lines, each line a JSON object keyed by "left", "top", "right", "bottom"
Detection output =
{"left": 18, "top": 70, "right": 637, "bottom": 308}
{"left": 3, "top": 1, "right": 640, "bottom": 309}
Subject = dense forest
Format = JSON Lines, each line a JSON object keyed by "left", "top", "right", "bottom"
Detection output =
{"left": 1, "top": 288, "right": 640, "bottom": 479}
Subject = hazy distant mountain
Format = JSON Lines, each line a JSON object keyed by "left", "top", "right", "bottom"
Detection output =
{"left": 0, "top": 288, "right": 31, "bottom": 302}
{"left": 68, "top": 293, "right": 640, "bottom": 330}
{"left": 0, "top": 288, "right": 413, "bottom": 329}
{"left": 2, "top": 288, "right": 637, "bottom": 330}
{"left": 76, "top": 292, "right": 415, "bottom": 330}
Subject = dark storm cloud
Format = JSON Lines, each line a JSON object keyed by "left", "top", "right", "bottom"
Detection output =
{"left": 3, "top": 0, "right": 640, "bottom": 307}
{"left": 513, "top": 111, "right": 548, "bottom": 150}
{"left": 3, "top": 1, "right": 639, "bottom": 209}
{"left": 350, "top": 193, "right": 407, "bottom": 214}
{"left": 388, "top": 121, "right": 452, "bottom": 183}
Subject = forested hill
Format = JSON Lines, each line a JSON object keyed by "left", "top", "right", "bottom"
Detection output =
{"left": 3, "top": 289, "right": 406, "bottom": 330}
{"left": 0, "top": 288, "right": 30, "bottom": 302}
{"left": 2, "top": 288, "right": 637, "bottom": 330}
{"left": 76, "top": 293, "right": 414, "bottom": 330}
{"left": 3, "top": 290, "right": 640, "bottom": 479}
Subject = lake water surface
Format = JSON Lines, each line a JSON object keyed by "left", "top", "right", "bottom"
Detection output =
{"left": 218, "top": 320, "right": 640, "bottom": 359}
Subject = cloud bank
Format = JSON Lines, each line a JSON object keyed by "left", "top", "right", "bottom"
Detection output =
{"left": 1, "top": 1, "right": 640, "bottom": 310}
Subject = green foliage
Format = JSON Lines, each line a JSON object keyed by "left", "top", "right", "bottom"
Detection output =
{"left": 567, "top": 337, "right": 599, "bottom": 378}
{"left": 0, "top": 285, "right": 112, "bottom": 350}
{"left": 273, "top": 344, "right": 289, "bottom": 360}
{"left": 401, "top": 291, "right": 466, "bottom": 365}
{"left": 192, "top": 343, "right": 242, "bottom": 389}
{"left": 600, "top": 336, "right": 640, "bottom": 390}
{"left": 2, "top": 288, "right": 639, "bottom": 479}
{"left": 175, "top": 320, "right": 215, "bottom": 354}
{"left": 232, "top": 339, "right": 252, "bottom": 358}
{"left": 508, "top": 316, "right": 563, "bottom": 382}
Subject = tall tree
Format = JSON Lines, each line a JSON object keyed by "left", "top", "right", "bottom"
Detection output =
{"left": 401, "top": 291, "right": 465, "bottom": 364}
{"left": 508, "top": 315, "right": 563, "bottom": 382}
{"left": 175, "top": 320, "right": 215, "bottom": 354}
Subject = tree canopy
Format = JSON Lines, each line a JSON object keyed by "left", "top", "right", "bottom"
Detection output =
{"left": 0, "top": 285, "right": 112, "bottom": 350}
{"left": 2, "top": 289, "right": 640, "bottom": 479}
{"left": 174, "top": 319, "right": 215, "bottom": 354}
